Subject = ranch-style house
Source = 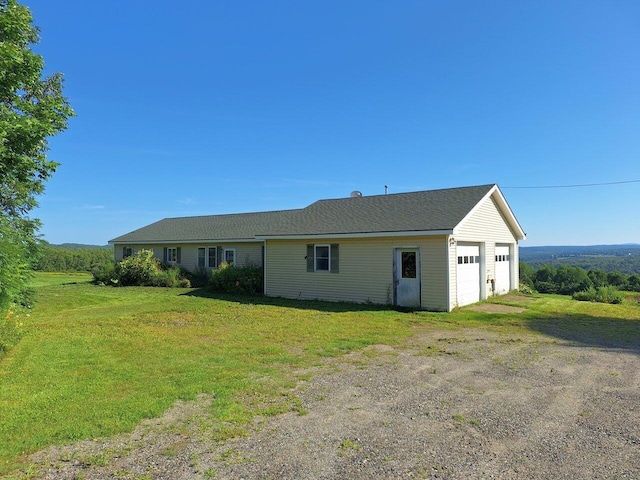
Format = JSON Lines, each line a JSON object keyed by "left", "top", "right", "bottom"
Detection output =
{"left": 110, "top": 184, "right": 526, "bottom": 311}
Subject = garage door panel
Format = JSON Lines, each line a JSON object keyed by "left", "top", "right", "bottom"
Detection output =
{"left": 457, "top": 245, "right": 480, "bottom": 306}
{"left": 495, "top": 245, "right": 510, "bottom": 294}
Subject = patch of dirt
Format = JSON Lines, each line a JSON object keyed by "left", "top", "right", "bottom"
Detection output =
{"left": 23, "top": 329, "right": 640, "bottom": 480}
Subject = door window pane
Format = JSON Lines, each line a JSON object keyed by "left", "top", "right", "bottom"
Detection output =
{"left": 401, "top": 252, "right": 417, "bottom": 279}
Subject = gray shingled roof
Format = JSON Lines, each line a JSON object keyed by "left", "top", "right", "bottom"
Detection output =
{"left": 110, "top": 184, "right": 497, "bottom": 243}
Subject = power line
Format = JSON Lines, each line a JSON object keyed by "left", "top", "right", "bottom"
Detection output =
{"left": 503, "top": 179, "right": 640, "bottom": 189}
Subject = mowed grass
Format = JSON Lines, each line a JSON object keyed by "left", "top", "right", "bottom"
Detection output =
{"left": 1, "top": 273, "right": 639, "bottom": 475}
{"left": 0, "top": 273, "right": 422, "bottom": 474}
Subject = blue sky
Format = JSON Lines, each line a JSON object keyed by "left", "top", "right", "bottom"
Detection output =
{"left": 25, "top": 0, "right": 640, "bottom": 247}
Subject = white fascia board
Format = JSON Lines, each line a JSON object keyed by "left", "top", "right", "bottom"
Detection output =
{"left": 256, "top": 229, "right": 453, "bottom": 241}
{"left": 454, "top": 185, "right": 526, "bottom": 240}
{"left": 491, "top": 187, "right": 527, "bottom": 240}
{"left": 110, "top": 238, "right": 261, "bottom": 245}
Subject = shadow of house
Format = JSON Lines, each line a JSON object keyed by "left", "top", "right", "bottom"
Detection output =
{"left": 524, "top": 313, "right": 640, "bottom": 354}
{"left": 180, "top": 288, "right": 404, "bottom": 314}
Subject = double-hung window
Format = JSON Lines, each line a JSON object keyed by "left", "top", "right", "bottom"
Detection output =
{"left": 208, "top": 247, "right": 218, "bottom": 268}
{"left": 165, "top": 247, "right": 180, "bottom": 264}
{"left": 314, "top": 245, "right": 330, "bottom": 271}
{"left": 198, "top": 247, "right": 219, "bottom": 268}
{"left": 122, "top": 247, "right": 133, "bottom": 258}
{"left": 224, "top": 248, "right": 236, "bottom": 265}
{"left": 307, "top": 244, "right": 339, "bottom": 273}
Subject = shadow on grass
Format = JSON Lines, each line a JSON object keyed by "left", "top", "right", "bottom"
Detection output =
{"left": 183, "top": 288, "right": 640, "bottom": 353}
{"left": 462, "top": 294, "right": 640, "bottom": 354}
{"left": 524, "top": 313, "right": 640, "bottom": 354}
{"left": 180, "top": 287, "right": 402, "bottom": 313}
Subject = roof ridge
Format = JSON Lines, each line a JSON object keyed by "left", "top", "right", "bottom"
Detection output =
{"left": 307, "top": 183, "right": 496, "bottom": 205}
{"left": 160, "top": 207, "right": 303, "bottom": 221}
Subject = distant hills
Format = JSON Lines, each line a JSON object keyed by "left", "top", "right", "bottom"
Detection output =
{"left": 46, "top": 243, "right": 112, "bottom": 249}
{"left": 520, "top": 244, "right": 640, "bottom": 274}
{"left": 520, "top": 244, "right": 640, "bottom": 261}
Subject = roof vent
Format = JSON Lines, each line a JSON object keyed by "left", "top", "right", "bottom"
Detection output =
{"left": 350, "top": 190, "right": 363, "bottom": 198}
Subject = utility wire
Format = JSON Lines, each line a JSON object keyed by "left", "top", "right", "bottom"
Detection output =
{"left": 503, "top": 179, "right": 640, "bottom": 189}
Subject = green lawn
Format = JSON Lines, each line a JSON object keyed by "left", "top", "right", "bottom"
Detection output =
{"left": 0, "top": 273, "right": 638, "bottom": 476}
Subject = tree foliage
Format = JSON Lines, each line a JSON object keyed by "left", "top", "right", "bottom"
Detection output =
{"left": 520, "top": 262, "right": 640, "bottom": 294}
{"left": 33, "top": 244, "right": 113, "bottom": 273}
{"left": 0, "top": 1, "right": 74, "bottom": 320}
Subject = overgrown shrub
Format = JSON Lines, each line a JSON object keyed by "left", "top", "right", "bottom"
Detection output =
{"left": 518, "top": 282, "right": 535, "bottom": 295}
{"left": 152, "top": 265, "right": 191, "bottom": 288}
{"left": 92, "top": 262, "right": 116, "bottom": 284}
{"left": 94, "top": 250, "right": 191, "bottom": 287}
{"left": 187, "top": 267, "right": 212, "bottom": 288}
{"left": 573, "top": 286, "right": 623, "bottom": 304}
{"left": 113, "top": 250, "right": 159, "bottom": 286}
{"left": 210, "top": 262, "right": 263, "bottom": 295}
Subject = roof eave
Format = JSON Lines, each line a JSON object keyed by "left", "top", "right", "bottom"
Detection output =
{"left": 110, "top": 237, "right": 260, "bottom": 245}
{"left": 256, "top": 229, "right": 454, "bottom": 240}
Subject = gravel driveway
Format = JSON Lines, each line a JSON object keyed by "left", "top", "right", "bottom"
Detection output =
{"left": 28, "top": 326, "right": 640, "bottom": 480}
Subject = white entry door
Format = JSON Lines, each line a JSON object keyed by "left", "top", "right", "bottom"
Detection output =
{"left": 456, "top": 244, "right": 481, "bottom": 306}
{"left": 494, "top": 245, "right": 511, "bottom": 294}
{"left": 395, "top": 248, "right": 421, "bottom": 308}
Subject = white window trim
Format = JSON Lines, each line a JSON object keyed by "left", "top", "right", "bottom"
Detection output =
{"left": 314, "top": 244, "right": 330, "bottom": 272}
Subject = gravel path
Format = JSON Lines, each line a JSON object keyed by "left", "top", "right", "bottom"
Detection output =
{"left": 27, "top": 328, "right": 640, "bottom": 480}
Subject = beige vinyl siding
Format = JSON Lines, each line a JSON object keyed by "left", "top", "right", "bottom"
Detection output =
{"left": 114, "top": 245, "right": 162, "bottom": 262}
{"left": 112, "top": 242, "right": 263, "bottom": 271}
{"left": 420, "top": 237, "right": 449, "bottom": 311}
{"left": 446, "top": 237, "right": 457, "bottom": 311}
{"left": 455, "top": 195, "right": 518, "bottom": 243}
{"left": 450, "top": 194, "right": 521, "bottom": 306}
{"left": 265, "top": 236, "right": 448, "bottom": 311}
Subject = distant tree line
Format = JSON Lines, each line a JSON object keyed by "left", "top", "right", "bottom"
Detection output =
{"left": 520, "top": 263, "right": 640, "bottom": 295}
{"left": 522, "top": 256, "right": 640, "bottom": 276}
{"left": 520, "top": 246, "right": 640, "bottom": 276}
{"left": 33, "top": 245, "right": 114, "bottom": 273}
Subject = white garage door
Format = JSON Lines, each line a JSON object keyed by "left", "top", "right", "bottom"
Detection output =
{"left": 457, "top": 245, "right": 481, "bottom": 306}
{"left": 495, "top": 245, "right": 511, "bottom": 295}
